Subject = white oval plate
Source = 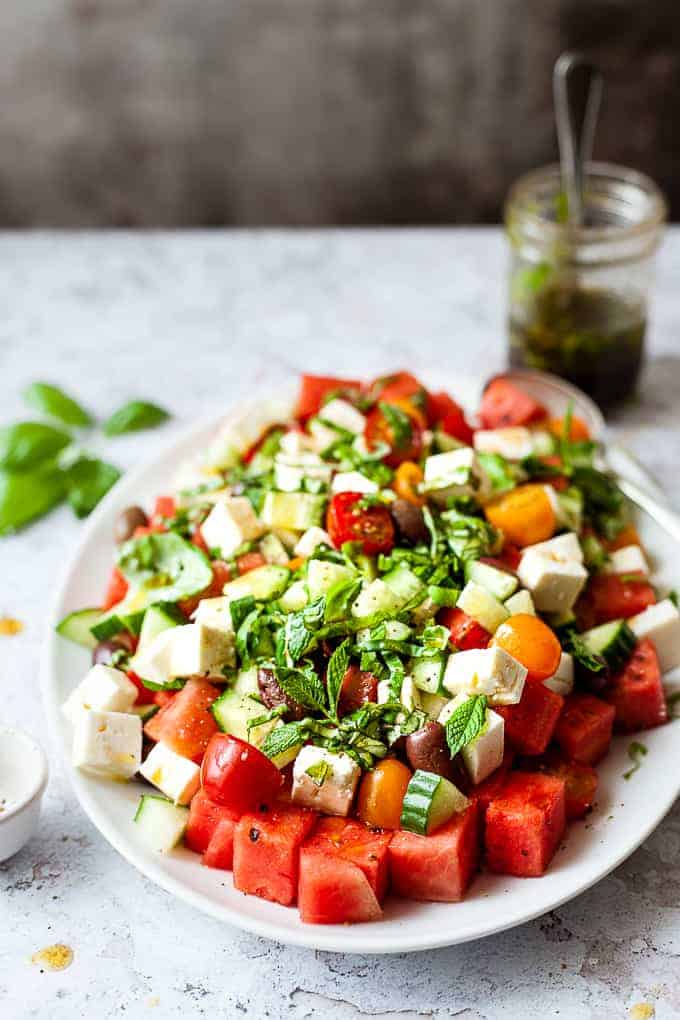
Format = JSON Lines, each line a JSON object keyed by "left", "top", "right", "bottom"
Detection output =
{"left": 42, "top": 376, "right": 680, "bottom": 953}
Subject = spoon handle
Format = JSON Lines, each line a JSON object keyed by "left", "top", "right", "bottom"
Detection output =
{"left": 553, "top": 52, "right": 603, "bottom": 227}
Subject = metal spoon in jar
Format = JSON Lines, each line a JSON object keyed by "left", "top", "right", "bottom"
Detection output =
{"left": 553, "top": 51, "right": 604, "bottom": 230}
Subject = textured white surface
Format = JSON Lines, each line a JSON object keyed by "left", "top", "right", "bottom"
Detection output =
{"left": 2, "top": 229, "right": 680, "bottom": 1018}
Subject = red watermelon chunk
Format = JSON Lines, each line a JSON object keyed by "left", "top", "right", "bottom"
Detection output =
{"left": 388, "top": 802, "right": 480, "bottom": 902}
{"left": 302, "top": 817, "right": 392, "bottom": 901}
{"left": 479, "top": 377, "right": 546, "bottom": 429}
{"left": 233, "top": 805, "right": 317, "bottom": 906}
{"left": 469, "top": 750, "right": 515, "bottom": 819}
{"left": 439, "top": 607, "right": 490, "bottom": 651}
{"left": 185, "top": 789, "right": 240, "bottom": 855}
{"left": 497, "top": 681, "right": 564, "bottom": 755}
{"left": 532, "top": 754, "right": 598, "bottom": 821}
{"left": 576, "top": 574, "right": 656, "bottom": 628}
{"left": 485, "top": 772, "right": 566, "bottom": 877}
{"left": 144, "top": 677, "right": 220, "bottom": 762}
{"left": 604, "top": 639, "right": 668, "bottom": 733}
{"left": 202, "top": 818, "right": 238, "bottom": 870}
{"left": 298, "top": 851, "right": 383, "bottom": 924}
{"left": 555, "top": 693, "right": 615, "bottom": 765}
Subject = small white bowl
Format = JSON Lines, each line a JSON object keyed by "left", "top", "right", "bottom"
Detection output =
{"left": 0, "top": 726, "right": 48, "bottom": 862}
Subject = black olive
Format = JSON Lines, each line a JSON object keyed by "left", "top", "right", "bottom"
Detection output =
{"left": 114, "top": 505, "right": 149, "bottom": 544}
{"left": 91, "top": 634, "right": 136, "bottom": 667}
{"left": 404, "top": 722, "right": 456, "bottom": 780}
{"left": 390, "top": 498, "right": 428, "bottom": 545}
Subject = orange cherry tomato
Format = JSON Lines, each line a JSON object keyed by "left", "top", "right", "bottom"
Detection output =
{"left": 393, "top": 461, "right": 425, "bottom": 506}
{"left": 356, "top": 758, "right": 412, "bottom": 830}
{"left": 606, "top": 523, "right": 642, "bottom": 552}
{"left": 492, "top": 614, "right": 562, "bottom": 681}
{"left": 389, "top": 396, "right": 428, "bottom": 430}
{"left": 485, "top": 483, "right": 557, "bottom": 547}
{"left": 548, "top": 416, "right": 591, "bottom": 442}
{"left": 286, "top": 556, "right": 305, "bottom": 572}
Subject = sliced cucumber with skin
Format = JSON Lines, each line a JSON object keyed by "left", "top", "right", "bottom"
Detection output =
{"left": 411, "top": 653, "right": 446, "bottom": 694}
{"left": 456, "top": 581, "right": 509, "bottom": 635}
{"left": 400, "top": 770, "right": 469, "bottom": 835}
{"left": 210, "top": 689, "right": 299, "bottom": 767}
{"left": 381, "top": 564, "right": 426, "bottom": 608}
{"left": 222, "top": 564, "right": 290, "bottom": 602}
{"left": 137, "top": 603, "right": 185, "bottom": 653}
{"left": 351, "top": 579, "right": 401, "bottom": 621}
{"left": 306, "top": 559, "right": 355, "bottom": 599}
{"left": 581, "top": 619, "right": 636, "bottom": 670}
{"left": 233, "top": 665, "right": 260, "bottom": 697}
{"left": 504, "top": 589, "right": 536, "bottom": 616}
{"left": 464, "top": 561, "right": 518, "bottom": 602}
{"left": 56, "top": 608, "right": 102, "bottom": 649}
{"left": 90, "top": 608, "right": 146, "bottom": 642}
{"left": 278, "top": 579, "right": 309, "bottom": 613}
{"left": 259, "top": 532, "right": 290, "bottom": 566}
{"left": 133, "top": 794, "right": 189, "bottom": 853}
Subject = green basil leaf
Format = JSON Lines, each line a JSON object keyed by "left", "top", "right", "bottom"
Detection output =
{"left": 0, "top": 465, "right": 66, "bottom": 535}
{"left": 23, "top": 382, "right": 92, "bottom": 427}
{"left": 103, "top": 400, "right": 170, "bottom": 437}
{"left": 63, "top": 457, "right": 121, "bottom": 518}
{"left": 326, "top": 638, "right": 351, "bottom": 720}
{"left": 0, "top": 422, "right": 71, "bottom": 471}
{"left": 118, "top": 531, "right": 213, "bottom": 602}
{"left": 445, "top": 694, "right": 488, "bottom": 758}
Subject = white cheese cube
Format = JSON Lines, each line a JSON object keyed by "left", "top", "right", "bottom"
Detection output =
{"left": 291, "top": 746, "right": 360, "bottom": 816}
{"left": 523, "top": 531, "right": 584, "bottom": 563}
{"left": 204, "top": 398, "right": 295, "bottom": 470}
{"left": 133, "top": 623, "right": 234, "bottom": 686}
{"left": 308, "top": 417, "right": 341, "bottom": 454}
{"left": 201, "top": 497, "right": 266, "bottom": 557}
{"left": 294, "top": 526, "right": 331, "bottom": 557}
{"left": 474, "top": 427, "right": 534, "bottom": 461}
{"left": 604, "top": 545, "right": 649, "bottom": 578}
{"left": 423, "top": 447, "right": 491, "bottom": 505}
{"left": 72, "top": 709, "right": 142, "bottom": 780}
{"left": 504, "top": 589, "right": 536, "bottom": 616}
{"left": 129, "top": 628, "right": 178, "bottom": 688}
{"left": 318, "top": 398, "right": 366, "bottom": 435}
{"left": 543, "top": 652, "right": 574, "bottom": 697}
{"left": 442, "top": 647, "right": 527, "bottom": 706}
{"left": 62, "top": 665, "right": 138, "bottom": 724}
{"left": 517, "top": 548, "right": 588, "bottom": 613}
{"left": 377, "top": 674, "right": 421, "bottom": 711}
{"left": 438, "top": 694, "right": 504, "bottom": 785}
{"left": 191, "top": 596, "right": 234, "bottom": 630}
{"left": 274, "top": 451, "right": 332, "bottom": 492}
{"left": 139, "top": 741, "right": 201, "bottom": 805}
{"left": 279, "top": 429, "right": 317, "bottom": 456}
{"left": 629, "top": 599, "right": 680, "bottom": 674}
{"left": 331, "top": 470, "right": 378, "bottom": 494}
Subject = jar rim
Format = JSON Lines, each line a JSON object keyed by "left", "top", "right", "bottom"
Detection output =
{"left": 505, "top": 161, "right": 667, "bottom": 247}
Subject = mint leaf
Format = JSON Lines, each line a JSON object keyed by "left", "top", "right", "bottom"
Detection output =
{"left": 285, "top": 611, "right": 315, "bottom": 662}
{"left": 23, "top": 382, "right": 92, "bottom": 427}
{"left": 0, "top": 465, "right": 66, "bottom": 535}
{"left": 260, "top": 720, "right": 308, "bottom": 760}
{"left": 623, "top": 740, "right": 647, "bottom": 780}
{"left": 0, "top": 422, "right": 71, "bottom": 471}
{"left": 379, "top": 401, "right": 412, "bottom": 450}
{"left": 305, "top": 759, "right": 330, "bottom": 786}
{"left": 230, "top": 595, "right": 256, "bottom": 633}
{"left": 63, "top": 456, "right": 121, "bottom": 518}
{"left": 326, "top": 638, "right": 351, "bottom": 720}
{"left": 382, "top": 650, "right": 405, "bottom": 701}
{"left": 235, "top": 608, "right": 263, "bottom": 665}
{"left": 104, "top": 400, "right": 170, "bottom": 437}
{"left": 275, "top": 664, "right": 327, "bottom": 713}
{"left": 476, "top": 452, "right": 518, "bottom": 494}
{"left": 445, "top": 694, "right": 488, "bottom": 758}
{"left": 325, "top": 576, "right": 363, "bottom": 622}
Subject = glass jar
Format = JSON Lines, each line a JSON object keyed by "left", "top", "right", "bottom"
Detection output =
{"left": 504, "top": 162, "right": 667, "bottom": 406}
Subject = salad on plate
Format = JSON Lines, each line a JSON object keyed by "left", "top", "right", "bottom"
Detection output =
{"left": 56, "top": 371, "right": 680, "bottom": 925}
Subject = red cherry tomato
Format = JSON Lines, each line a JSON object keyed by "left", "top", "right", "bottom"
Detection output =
{"left": 201, "top": 734, "right": 283, "bottom": 813}
{"left": 369, "top": 371, "right": 428, "bottom": 407}
{"left": 326, "top": 491, "right": 395, "bottom": 555}
{"left": 364, "top": 403, "right": 424, "bottom": 468}
{"left": 427, "top": 391, "right": 475, "bottom": 444}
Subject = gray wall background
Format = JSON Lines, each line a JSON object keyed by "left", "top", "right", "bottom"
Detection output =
{"left": 1, "top": 0, "right": 678, "bottom": 227}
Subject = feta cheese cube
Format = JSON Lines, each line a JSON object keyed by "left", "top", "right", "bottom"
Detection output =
{"left": 204, "top": 397, "right": 295, "bottom": 470}
{"left": 308, "top": 417, "right": 341, "bottom": 454}
{"left": 132, "top": 623, "right": 234, "bottom": 686}
{"left": 274, "top": 451, "right": 332, "bottom": 492}
{"left": 629, "top": 599, "right": 680, "bottom": 674}
{"left": 442, "top": 647, "right": 527, "bottom": 706}
{"left": 201, "top": 497, "right": 266, "bottom": 557}
{"left": 523, "top": 531, "right": 584, "bottom": 563}
{"left": 604, "top": 544, "right": 649, "bottom": 578}
{"left": 517, "top": 548, "right": 588, "bottom": 613}
{"left": 423, "top": 447, "right": 491, "bottom": 505}
{"left": 543, "top": 652, "right": 574, "bottom": 697}
{"left": 318, "top": 398, "right": 366, "bottom": 435}
{"left": 72, "top": 709, "right": 142, "bottom": 780}
{"left": 331, "top": 470, "right": 378, "bottom": 494}
{"left": 474, "top": 427, "right": 534, "bottom": 461}
{"left": 291, "top": 746, "right": 360, "bottom": 816}
{"left": 279, "top": 429, "right": 317, "bottom": 456}
{"left": 294, "top": 526, "right": 331, "bottom": 557}
{"left": 504, "top": 589, "right": 536, "bottom": 616}
{"left": 438, "top": 694, "right": 504, "bottom": 785}
{"left": 62, "top": 665, "right": 138, "bottom": 724}
{"left": 139, "top": 741, "right": 201, "bottom": 804}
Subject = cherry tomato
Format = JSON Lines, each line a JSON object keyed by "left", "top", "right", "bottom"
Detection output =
{"left": 439, "top": 607, "right": 490, "bottom": 651}
{"left": 365, "top": 403, "right": 424, "bottom": 467}
{"left": 369, "top": 371, "right": 428, "bottom": 408}
{"left": 492, "top": 613, "right": 562, "bottom": 681}
{"left": 337, "top": 664, "right": 379, "bottom": 716}
{"left": 427, "top": 391, "right": 475, "bottom": 443}
{"left": 393, "top": 461, "right": 425, "bottom": 506}
{"left": 102, "top": 567, "right": 129, "bottom": 611}
{"left": 485, "top": 483, "right": 557, "bottom": 547}
{"left": 201, "top": 734, "right": 283, "bottom": 813}
{"left": 356, "top": 758, "right": 412, "bottom": 830}
{"left": 326, "top": 491, "right": 395, "bottom": 555}
{"left": 548, "top": 416, "right": 591, "bottom": 442}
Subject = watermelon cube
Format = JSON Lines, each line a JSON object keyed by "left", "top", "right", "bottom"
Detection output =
{"left": 298, "top": 852, "right": 383, "bottom": 924}
{"left": 497, "top": 681, "right": 564, "bottom": 755}
{"left": 554, "top": 693, "right": 615, "bottom": 765}
{"left": 485, "top": 772, "right": 566, "bottom": 877}
{"left": 202, "top": 817, "right": 237, "bottom": 870}
{"left": 604, "top": 639, "right": 668, "bottom": 732}
{"left": 388, "top": 802, "right": 480, "bottom": 902}
{"left": 233, "top": 805, "right": 317, "bottom": 906}
{"left": 540, "top": 756, "right": 598, "bottom": 821}
{"left": 302, "top": 817, "right": 392, "bottom": 901}
{"left": 469, "top": 750, "right": 514, "bottom": 819}
{"left": 185, "top": 788, "right": 240, "bottom": 855}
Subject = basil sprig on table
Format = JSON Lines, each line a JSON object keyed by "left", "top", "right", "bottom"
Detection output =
{"left": 0, "top": 383, "right": 171, "bottom": 536}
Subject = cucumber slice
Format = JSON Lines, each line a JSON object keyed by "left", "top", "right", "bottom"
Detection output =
{"left": 278, "top": 579, "right": 309, "bottom": 613}
{"left": 581, "top": 619, "right": 636, "bottom": 670}
{"left": 259, "top": 532, "right": 290, "bottom": 566}
{"left": 504, "top": 589, "right": 536, "bottom": 616}
{"left": 90, "top": 608, "right": 146, "bottom": 642}
{"left": 351, "top": 579, "right": 401, "bottom": 621}
{"left": 427, "top": 585, "right": 460, "bottom": 608}
{"left": 381, "top": 564, "right": 426, "bottom": 608}
{"left": 400, "top": 770, "right": 469, "bottom": 835}
{"left": 306, "top": 559, "right": 355, "bottom": 599}
{"left": 133, "top": 794, "right": 189, "bottom": 852}
{"left": 411, "top": 653, "right": 446, "bottom": 694}
{"left": 56, "top": 608, "right": 102, "bottom": 649}
{"left": 210, "top": 688, "right": 299, "bottom": 767}
{"left": 261, "top": 491, "right": 325, "bottom": 531}
{"left": 456, "top": 581, "right": 509, "bottom": 634}
{"left": 233, "top": 665, "right": 260, "bottom": 696}
{"left": 137, "top": 603, "right": 185, "bottom": 653}
{"left": 464, "top": 561, "right": 518, "bottom": 602}
{"left": 223, "top": 564, "right": 290, "bottom": 602}
{"left": 420, "top": 691, "right": 450, "bottom": 720}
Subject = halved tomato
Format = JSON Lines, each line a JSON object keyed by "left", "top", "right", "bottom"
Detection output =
{"left": 365, "top": 402, "right": 424, "bottom": 467}
{"left": 326, "top": 491, "right": 395, "bottom": 555}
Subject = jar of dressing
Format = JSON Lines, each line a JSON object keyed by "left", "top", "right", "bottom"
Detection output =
{"left": 504, "top": 162, "right": 667, "bottom": 406}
